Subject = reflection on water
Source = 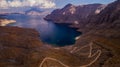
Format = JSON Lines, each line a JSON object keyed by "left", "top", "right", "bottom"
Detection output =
{"left": 3, "top": 14, "right": 81, "bottom": 46}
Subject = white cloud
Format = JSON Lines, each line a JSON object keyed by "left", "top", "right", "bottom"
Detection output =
{"left": 0, "top": 0, "right": 56, "bottom": 9}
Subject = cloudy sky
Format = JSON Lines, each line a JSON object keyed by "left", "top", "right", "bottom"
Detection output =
{"left": 0, "top": 0, "right": 56, "bottom": 9}
{"left": 0, "top": 0, "right": 115, "bottom": 13}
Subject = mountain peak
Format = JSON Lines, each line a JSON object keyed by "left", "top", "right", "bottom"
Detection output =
{"left": 66, "top": 3, "right": 73, "bottom": 6}
{"left": 25, "top": 7, "right": 44, "bottom": 15}
{"left": 64, "top": 3, "right": 75, "bottom": 8}
{"left": 25, "top": 7, "right": 43, "bottom": 14}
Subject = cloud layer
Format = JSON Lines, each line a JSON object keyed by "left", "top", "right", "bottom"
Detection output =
{"left": 0, "top": 0, "right": 56, "bottom": 9}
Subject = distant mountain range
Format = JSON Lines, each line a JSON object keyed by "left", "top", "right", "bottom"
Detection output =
{"left": 0, "top": 7, "right": 51, "bottom": 16}
{"left": 25, "top": 7, "right": 44, "bottom": 16}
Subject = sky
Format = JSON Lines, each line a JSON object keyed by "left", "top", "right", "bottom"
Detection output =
{"left": 55, "top": 0, "right": 115, "bottom": 8}
{"left": 0, "top": 0, "right": 115, "bottom": 13}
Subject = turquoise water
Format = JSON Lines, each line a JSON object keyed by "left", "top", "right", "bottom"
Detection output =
{"left": 2, "top": 14, "right": 81, "bottom": 46}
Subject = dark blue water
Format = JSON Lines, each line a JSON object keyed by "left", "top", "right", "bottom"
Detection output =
{"left": 2, "top": 14, "right": 81, "bottom": 46}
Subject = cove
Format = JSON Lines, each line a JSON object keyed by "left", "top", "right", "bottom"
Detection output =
{"left": 2, "top": 14, "right": 81, "bottom": 46}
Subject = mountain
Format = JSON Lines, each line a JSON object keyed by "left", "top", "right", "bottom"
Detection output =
{"left": 44, "top": 3, "right": 106, "bottom": 24}
{"left": 25, "top": 7, "right": 44, "bottom": 16}
{"left": 62, "top": 1, "right": 120, "bottom": 67}
{"left": 94, "top": 0, "right": 120, "bottom": 24}
{"left": 45, "top": 0, "right": 120, "bottom": 67}
{"left": 73, "top": 0, "right": 120, "bottom": 67}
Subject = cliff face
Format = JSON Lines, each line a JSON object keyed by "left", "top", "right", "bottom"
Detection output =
{"left": 44, "top": 4, "right": 106, "bottom": 24}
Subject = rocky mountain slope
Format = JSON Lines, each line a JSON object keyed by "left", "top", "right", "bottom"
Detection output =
{"left": 45, "top": 0, "right": 120, "bottom": 67}
{"left": 0, "top": 26, "right": 42, "bottom": 67}
{"left": 44, "top": 3, "right": 106, "bottom": 24}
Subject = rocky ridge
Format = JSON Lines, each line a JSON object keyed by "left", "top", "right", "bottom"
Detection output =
{"left": 44, "top": 3, "right": 106, "bottom": 24}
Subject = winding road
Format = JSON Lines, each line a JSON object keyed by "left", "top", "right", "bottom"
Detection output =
{"left": 39, "top": 42, "right": 102, "bottom": 67}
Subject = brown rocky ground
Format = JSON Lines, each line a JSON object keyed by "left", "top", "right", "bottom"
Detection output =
{"left": 0, "top": 26, "right": 43, "bottom": 67}
{"left": 0, "top": 27, "right": 78, "bottom": 67}
{"left": 0, "top": 26, "right": 94, "bottom": 67}
{"left": 0, "top": 26, "right": 117, "bottom": 67}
